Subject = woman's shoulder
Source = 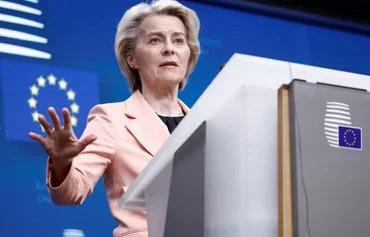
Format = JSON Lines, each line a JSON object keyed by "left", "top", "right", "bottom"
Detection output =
{"left": 89, "top": 101, "right": 126, "bottom": 114}
{"left": 86, "top": 101, "right": 127, "bottom": 123}
{"left": 92, "top": 101, "right": 126, "bottom": 111}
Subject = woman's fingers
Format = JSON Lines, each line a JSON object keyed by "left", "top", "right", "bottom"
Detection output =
{"left": 28, "top": 132, "right": 46, "bottom": 147}
{"left": 48, "top": 107, "right": 62, "bottom": 131}
{"left": 62, "top": 107, "right": 72, "bottom": 130}
{"left": 38, "top": 114, "right": 54, "bottom": 135}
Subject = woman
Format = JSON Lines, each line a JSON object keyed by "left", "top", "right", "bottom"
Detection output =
{"left": 28, "top": 0, "right": 201, "bottom": 236}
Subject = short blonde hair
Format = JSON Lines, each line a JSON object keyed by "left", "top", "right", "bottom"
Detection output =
{"left": 115, "top": 0, "right": 201, "bottom": 92}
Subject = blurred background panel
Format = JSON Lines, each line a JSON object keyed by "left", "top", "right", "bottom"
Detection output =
{"left": 1, "top": 0, "right": 369, "bottom": 236}
{"left": 197, "top": 0, "right": 370, "bottom": 29}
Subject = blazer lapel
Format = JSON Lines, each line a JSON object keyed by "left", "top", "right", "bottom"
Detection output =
{"left": 123, "top": 91, "right": 170, "bottom": 156}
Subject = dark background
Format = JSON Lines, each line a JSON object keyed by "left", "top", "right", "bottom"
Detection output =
{"left": 194, "top": 0, "right": 370, "bottom": 34}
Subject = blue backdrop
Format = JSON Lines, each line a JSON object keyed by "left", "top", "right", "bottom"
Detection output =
{"left": 1, "top": 0, "right": 370, "bottom": 236}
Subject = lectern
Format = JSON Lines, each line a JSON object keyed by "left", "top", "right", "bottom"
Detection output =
{"left": 119, "top": 53, "right": 370, "bottom": 237}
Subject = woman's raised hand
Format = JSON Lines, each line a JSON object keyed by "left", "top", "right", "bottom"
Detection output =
{"left": 29, "top": 107, "right": 96, "bottom": 170}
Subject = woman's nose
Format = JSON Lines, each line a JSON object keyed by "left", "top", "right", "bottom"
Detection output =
{"left": 162, "top": 42, "right": 175, "bottom": 55}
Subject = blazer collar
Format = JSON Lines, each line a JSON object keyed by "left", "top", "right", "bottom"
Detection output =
{"left": 124, "top": 90, "right": 189, "bottom": 156}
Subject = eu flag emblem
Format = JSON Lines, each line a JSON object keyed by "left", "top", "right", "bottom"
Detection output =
{"left": 0, "top": 59, "right": 100, "bottom": 141}
{"left": 338, "top": 125, "right": 362, "bottom": 150}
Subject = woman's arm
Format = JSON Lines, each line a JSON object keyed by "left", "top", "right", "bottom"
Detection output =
{"left": 46, "top": 105, "right": 116, "bottom": 205}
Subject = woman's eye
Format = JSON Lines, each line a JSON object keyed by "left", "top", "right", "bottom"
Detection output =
{"left": 174, "top": 38, "right": 185, "bottom": 44}
{"left": 149, "top": 38, "right": 161, "bottom": 44}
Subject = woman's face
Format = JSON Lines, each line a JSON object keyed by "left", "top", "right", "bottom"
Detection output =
{"left": 127, "top": 15, "right": 191, "bottom": 90}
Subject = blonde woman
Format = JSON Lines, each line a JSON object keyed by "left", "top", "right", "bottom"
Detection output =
{"left": 29, "top": 0, "right": 201, "bottom": 236}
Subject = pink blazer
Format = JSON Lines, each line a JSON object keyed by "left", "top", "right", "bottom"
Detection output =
{"left": 46, "top": 90, "right": 190, "bottom": 237}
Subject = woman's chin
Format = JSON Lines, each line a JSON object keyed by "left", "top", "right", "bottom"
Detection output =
{"left": 158, "top": 77, "right": 183, "bottom": 87}
{"left": 157, "top": 73, "right": 183, "bottom": 84}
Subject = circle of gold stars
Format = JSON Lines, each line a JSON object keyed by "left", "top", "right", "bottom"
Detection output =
{"left": 28, "top": 74, "right": 80, "bottom": 132}
{"left": 343, "top": 129, "right": 357, "bottom": 147}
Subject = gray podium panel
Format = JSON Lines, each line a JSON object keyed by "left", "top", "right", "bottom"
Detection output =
{"left": 290, "top": 80, "right": 370, "bottom": 237}
{"left": 164, "top": 122, "right": 206, "bottom": 237}
{"left": 145, "top": 123, "right": 206, "bottom": 237}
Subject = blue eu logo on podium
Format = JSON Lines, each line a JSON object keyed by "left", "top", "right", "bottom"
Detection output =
{"left": 324, "top": 101, "right": 363, "bottom": 151}
{"left": 338, "top": 125, "right": 362, "bottom": 150}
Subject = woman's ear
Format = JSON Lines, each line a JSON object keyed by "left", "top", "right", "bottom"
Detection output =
{"left": 126, "top": 52, "right": 137, "bottom": 69}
